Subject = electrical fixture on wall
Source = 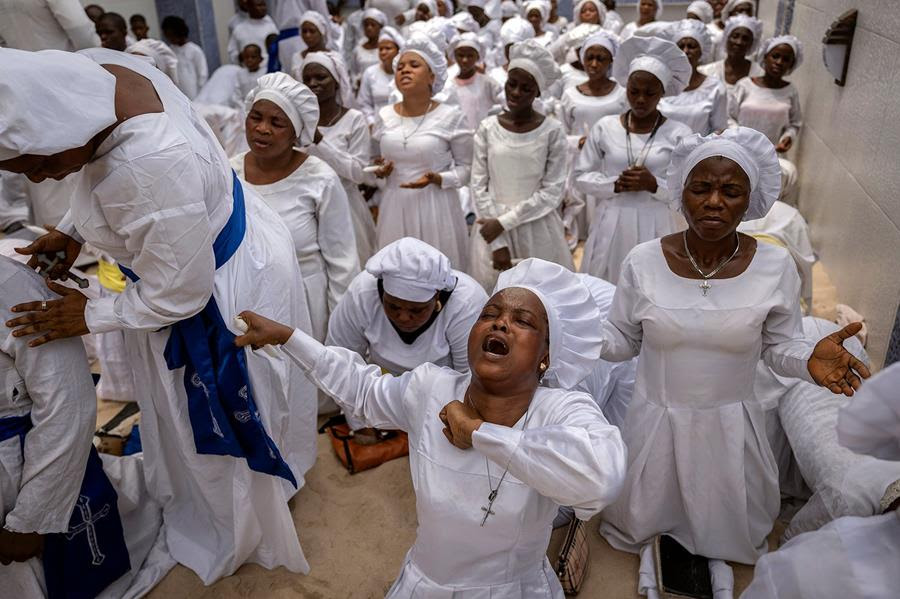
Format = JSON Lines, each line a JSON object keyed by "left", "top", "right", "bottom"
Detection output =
{"left": 822, "top": 9, "right": 858, "bottom": 86}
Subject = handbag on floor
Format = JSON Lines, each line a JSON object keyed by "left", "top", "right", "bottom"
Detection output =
{"left": 555, "top": 517, "right": 590, "bottom": 595}
{"left": 318, "top": 414, "right": 409, "bottom": 474}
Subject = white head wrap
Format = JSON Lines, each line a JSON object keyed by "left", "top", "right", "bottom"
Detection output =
{"left": 301, "top": 10, "right": 339, "bottom": 52}
{"left": 451, "top": 32, "right": 484, "bottom": 58}
{"left": 0, "top": 49, "right": 117, "bottom": 161}
{"left": 723, "top": 15, "right": 763, "bottom": 56}
{"left": 524, "top": 0, "right": 550, "bottom": 24}
{"left": 578, "top": 30, "right": 619, "bottom": 64}
{"left": 427, "top": 16, "right": 458, "bottom": 49}
{"left": 126, "top": 39, "right": 179, "bottom": 85}
{"left": 450, "top": 11, "right": 480, "bottom": 33}
{"left": 576, "top": 273, "right": 615, "bottom": 319}
{"left": 574, "top": 0, "right": 607, "bottom": 25}
{"left": 612, "top": 35, "right": 692, "bottom": 97}
{"left": 669, "top": 18, "right": 712, "bottom": 63}
{"left": 501, "top": 16, "right": 535, "bottom": 46}
{"left": 722, "top": 0, "right": 755, "bottom": 20}
{"left": 416, "top": 0, "right": 438, "bottom": 19}
{"left": 246, "top": 73, "right": 320, "bottom": 146}
{"left": 362, "top": 8, "right": 388, "bottom": 27}
{"left": 508, "top": 39, "right": 561, "bottom": 91}
{"left": 686, "top": 0, "right": 714, "bottom": 23}
{"left": 399, "top": 33, "right": 449, "bottom": 93}
{"left": 565, "top": 23, "right": 603, "bottom": 53}
{"left": 758, "top": 35, "right": 804, "bottom": 75}
{"left": 500, "top": 0, "right": 519, "bottom": 18}
{"left": 634, "top": 0, "right": 663, "bottom": 20}
{"left": 837, "top": 362, "right": 900, "bottom": 462}
{"left": 666, "top": 127, "right": 782, "bottom": 221}
{"left": 296, "top": 51, "right": 353, "bottom": 107}
{"left": 366, "top": 237, "right": 457, "bottom": 302}
{"left": 494, "top": 259, "right": 604, "bottom": 389}
{"left": 378, "top": 26, "right": 405, "bottom": 49}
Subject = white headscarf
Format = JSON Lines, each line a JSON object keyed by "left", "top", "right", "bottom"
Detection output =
{"left": 723, "top": 15, "right": 763, "bottom": 56}
{"left": 837, "top": 362, "right": 900, "bottom": 462}
{"left": 686, "top": 1, "right": 714, "bottom": 24}
{"left": 564, "top": 23, "right": 604, "bottom": 54}
{"left": 366, "top": 237, "right": 457, "bottom": 302}
{"left": 362, "top": 8, "right": 388, "bottom": 27}
{"left": 399, "top": 33, "right": 449, "bottom": 93}
{"left": 416, "top": 0, "right": 438, "bottom": 19}
{"left": 450, "top": 11, "right": 480, "bottom": 33}
{"left": 451, "top": 32, "right": 484, "bottom": 58}
{"left": 246, "top": 73, "right": 320, "bottom": 146}
{"left": 574, "top": 0, "right": 607, "bottom": 26}
{"left": 612, "top": 35, "right": 692, "bottom": 97}
{"left": 722, "top": 0, "right": 755, "bottom": 20}
{"left": 296, "top": 51, "right": 353, "bottom": 107}
{"left": 0, "top": 49, "right": 117, "bottom": 161}
{"left": 579, "top": 30, "right": 620, "bottom": 64}
{"left": 500, "top": 16, "right": 535, "bottom": 46}
{"left": 500, "top": 0, "right": 519, "bottom": 18}
{"left": 126, "top": 39, "right": 179, "bottom": 85}
{"left": 494, "top": 259, "right": 604, "bottom": 389}
{"left": 634, "top": 0, "right": 663, "bottom": 20}
{"left": 301, "top": 10, "right": 339, "bottom": 52}
{"left": 758, "top": 35, "right": 804, "bottom": 75}
{"left": 508, "top": 39, "right": 561, "bottom": 91}
{"left": 524, "top": 0, "right": 550, "bottom": 24}
{"left": 666, "top": 127, "right": 782, "bottom": 221}
{"left": 378, "top": 26, "right": 405, "bottom": 49}
{"left": 669, "top": 18, "right": 713, "bottom": 63}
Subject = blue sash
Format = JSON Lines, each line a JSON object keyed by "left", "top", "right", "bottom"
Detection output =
{"left": 267, "top": 27, "right": 300, "bottom": 73}
{"left": 0, "top": 414, "right": 130, "bottom": 599}
{"left": 119, "top": 172, "right": 297, "bottom": 487}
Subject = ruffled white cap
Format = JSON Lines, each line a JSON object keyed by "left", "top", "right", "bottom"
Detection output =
{"left": 501, "top": 17, "right": 535, "bottom": 46}
{"left": 508, "top": 39, "right": 561, "bottom": 91}
{"left": 366, "top": 237, "right": 458, "bottom": 302}
{"left": 126, "top": 39, "right": 179, "bottom": 85}
{"left": 722, "top": 0, "right": 755, "bottom": 20}
{"left": 612, "top": 35, "right": 692, "bottom": 97}
{"left": 666, "top": 127, "right": 782, "bottom": 221}
{"left": 576, "top": 273, "right": 616, "bottom": 318}
{"left": 301, "top": 11, "right": 339, "bottom": 51}
{"left": 500, "top": 0, "right": 519, "bottom": 18}
{"left": 399, "top": 33, "right": 449, "bottom": 93}
{"left": 564, "top": 23, "right": 603, "bottom": 52}
{"left": 669, "top": 18, "right": 712, "bottom": 63}
{"left": 0, "top": 49, "right": 117, "bottom": 161}
{"left": 574, "top": 0, "right": 607, "bottom": 26}
{"left": 362, "top": 8, "right": 388, "bottom": 26}
{"left": 246, "top": 72, "right": 320, "bottom": 146}
{"left": 378, "top": 26, "right": 405, "bottom": 48}
{"left": 758, "top": 35, "right": 804, "bottom": 75}
{"left": 724, "top": 15, "right": 763, "bottom": 56}
{"left": 451, "top": 32, "right": 483, "bottom": 58}
{"left": 450, "top": 11, "right": 480, "bottom": 33}
{"left": 524, "top": 0, "right": 550, "bottom": 23}
{"left": 295, "top": 51, "right": 353, "bottom": 108}
{"left": 837, "top": 362, "right": 900, "bottom": 461}
{"left": 494, "top": 259, "right": 604, "bottom": 389}
{"left": 579, "top": 29, "right": 620, "bottom": 64}
{"left": 686, "top": 1, "right": 714, "bottom": 24}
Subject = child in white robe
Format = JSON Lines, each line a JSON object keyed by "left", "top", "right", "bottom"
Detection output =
{"left": 444, "top": 33, "right": 504, "bottom": 131}
{"left": 227, "top": 0, "right": 278, "bottom": 64}
{"left": 162, "top": 16, "right": 208, "bottom": 100}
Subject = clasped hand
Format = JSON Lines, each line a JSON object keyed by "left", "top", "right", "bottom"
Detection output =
{"left": 614, "top": 166, "right": 658, "bottom": 193}
{"left": 439, "top": 400, "right": 483, "bottom": 450}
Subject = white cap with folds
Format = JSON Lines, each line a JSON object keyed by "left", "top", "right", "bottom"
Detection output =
{"left": 378, "top": 26, "right": 405, "bottom": 48}
{"left": 0, "top": 48, "right": 117, "bottom": 161}
{"left": 366, "top": 237, "right": 458, "bottom": 302}
{"left": 666, "top": 127, "right": 782, "bottom": 221}
{"left": 362, "top": 8, "right": 388, "bottom": 26}
{"left": 669, "top": 18, "right": 713, "bottom": 62}
{"left": 500, "top": 0, "right": 519, "bottom": 18}
{"left": 451, "top": 32, "right": 483, "bottom": 57}
{"left": 508, "top": 39, "right": 561, "bottom": 91}
{"left": 724, "top": 14, "right": 763, "bottom": 56}
{"left": 127, "top": 39, "right": 179, "bottom": 85}
{"left": 494, "top": 259, "right": 604, "bottom": 389}
{"left": 524, "top": 0, "right": 550, "bottom": 23}
{"left": 246, "top": 72, "right": 320, "bottom": 146}
{"left": 579, "top": 29, "right": 620, "bottom": 63}
{"left": 722, "top": 0, "right": 755, "bottom": 20}
{"left": 301, "top": 10, "right": 339, "bottom": 51}
{"left": 612, "top": 35, "right": 692, "bottom": 97}
{"left": 399, "top": 33, "right": 449, "bottom": 93}
{"left": 450, "top": 11, "right": 480, "bottom": 33}
{"left": 686, "top": 0, "right": 714, "bottom": 23}
{"left": 758, "top": 34, "right": 804, "bottom": 75}
{"left": 500, "top": 16, "right": 535, "bottom": 46}
{"left": 296, "top": 50, "right": 353, "bottom": 107}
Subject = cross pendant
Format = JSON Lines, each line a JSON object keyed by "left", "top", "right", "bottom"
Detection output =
{"left": 480, "top": 490, "right": 498, "bottom": 526}
{"left": 699, "top": 280, "right": 711, "bottom": 296}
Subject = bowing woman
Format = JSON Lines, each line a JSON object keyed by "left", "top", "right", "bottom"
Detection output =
{"left": 236, "top": 258, "right": 626, "bottom": 598}
{"left": 594, "top": 127, "right": 870, "bottom": 595}
{"left": 0, "top": 49, "right": 317, "bottom": 583}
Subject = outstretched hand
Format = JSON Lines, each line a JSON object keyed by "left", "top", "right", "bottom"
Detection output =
{"left": 234, "top": 311, "right": 294, "bottom": 349}
{"left": 439, "top": 399, "right": 483, "bottom": 450}
{"left": 399, "top": 172, "right": 442, "bottom": 189}
{"left": 808, "top": 322, "right": 871, "bottom": 396}
{"left": 6, "top": 280, "right": 89, "bottom": 347}
{"left": 15, "top": 227, "right": 82, "bottom": 281}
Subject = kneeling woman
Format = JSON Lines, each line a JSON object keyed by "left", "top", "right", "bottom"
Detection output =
{"left": 470, "top": 40, "right": 572, "bottom": 290}
{"left": 237, "top": 258, "right": 627, "bottom": 598}
{"left": 233, "top": 73, "right": 360, "bottom": 342}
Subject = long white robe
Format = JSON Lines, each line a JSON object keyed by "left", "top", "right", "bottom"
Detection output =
{"left": 281, "top": 329, "right": 627, "bottom": 598}
{"left": 443, "top": 73, "right": 505, "bottom": 131}
{"left": 659, "top": 74, "right": 729, "bottom": 135}
{"left": 0, "top": 0, "right": 98, "bottom": 51}
{"left": 55, "top": 49, "right": 316, "bottom": 584}
{"left": 170, "top": 41, "right": 209, "bottom": 100}
{"left": 357, "top": 63, "right": 395, "bottom": 126}
{"left": 730, "top": 78, "right": 803, "bottom": 147}
{"left": 233, "top": 153, "right": 360, "bottom": 342}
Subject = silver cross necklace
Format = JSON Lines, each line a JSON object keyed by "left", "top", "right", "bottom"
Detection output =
{"left": 400, "top": 100, "right": 435, "bottom": 149}
{"left": 683, "top": 230, "right": 741, "bottom": 296}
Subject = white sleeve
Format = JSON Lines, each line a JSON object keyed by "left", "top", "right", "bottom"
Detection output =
{"left": 308, "top": 119, "right": 372, "bottom": 184}
{"left": 438, "top": 114, "right": 474, "bottom": 189}
{"left": 324, "top": 281, "right": 370, "bottom": 357}
{"left": 472, "top": 391, "right": 626, "bottom": 519}
{"left": 470, "top": 123, "right": 510, "bottom": 250}
{"left": 48, "top": 0, "right": 99, "bottom": 50}
{"left": 227, "top": 33, "right": 241, "bottom": 64}
{"left": 761, "top": 262, "right": 815, "bottom": 383}
{"left": 316, "top": 177, "right": 361, "bottom": 311}
{"left": 358, "top": 71, "right": 377, "bottom": 125}
{"left": 194, "top": 46, "right": 209, "bottom": 89}
{"left": 710, "top": 83, "right": 729, "bottom": 133}
{"left": 597, "top": 256, "right": 644, "bottom": 362}
{"left": 780, "top": 87, "right": 803, "bottom": 144}
{"left": 574, "top": 123, "right": 617, "bottom": 198}
{"left": 728, "top": 81, "right": 746, "bottom": 128}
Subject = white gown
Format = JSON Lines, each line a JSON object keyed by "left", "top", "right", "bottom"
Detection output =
{"left": 358, "top": 63, "right": 394, "bottom": 126}
{"left": 659, "top": 75, "right": 729, "bottom": 135}
{"left": 170, "top": 41, "right": 209, "bottom": 100}
{"left": 469, "top": 116, "right": 573, "bottom": 290}
{"left": 325, "top": 270, "right": 487, "bottom": 376}
{"left": 227, "top": 15, "right": 279, "bottom": 63}
{"left": 308, "top": 108, "right": 378, "bottom": 266}
{"left": 574, "top": 115, "right": 691, "bottom": 284}
{"left": 351, "top": 42, "right": 380, "bottom": 86}
{"left": 373, "top": 102, "right": 473, "bottom": 271}
{"left": 281, "top": 330, "right": 627, "bottom": 598}
{"left": 443, "top": 72, "right": 505, "bottom": 131}
{"left": 597, "top": 240, "right": 814, "bottom": 565}
{"left": 730, "top": 78, "right": 803, "bottom": 146}
{"left": 233, "top": 153, "right": 360, "bottom": 342}
{"left": 57, "top": 49, "right": 316, "bottom": 583}
{"left": 0, "top": 0, "right": 97, "bottom": 51}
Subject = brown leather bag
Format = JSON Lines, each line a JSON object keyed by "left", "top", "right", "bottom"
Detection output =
{"left": 555, "top": 518, "right": 590, "bottom": 595}
{"left": 318, "top": 415, "right": 409, "bottom": 474}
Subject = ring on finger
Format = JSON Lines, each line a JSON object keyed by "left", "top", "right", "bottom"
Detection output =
{"left": 40, "top": 300, "right": 47, "bottom": 311}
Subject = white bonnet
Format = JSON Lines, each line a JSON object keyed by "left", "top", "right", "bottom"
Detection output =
{"left": 501, "top": 17, "right": 535, "bottom": 46}
{"left": 296, "top": 51, "right": 353, "bottom": 108}
{"left": 758, "top": 35, "right": 804, "bottom": 75}
{"left": 669, "top": 18, "right": 713, "bottom": 62}
{"left": 579, "top": 30, "right": 620, "bottom": 64}
{"left": 612, "top": 35, "right": 692, "bottom": 97}
{"left": 0, "top": 49, "right": 117, "bottom": 161}
{"left": 450, "top": 11, "right": 480, "bottom": 33}
{"left": 576, "top": 273, "right": 616, "bottom": 319}
{"left": 399, "top": 33, "right": 449, "bottom": 93}
{"left": 246, "top": 72, "right": 320, "bottom": 146}
{"left": 500, "top": 0, "right": 519, "bottom": 18}
{"left": 565, "top": 23, "right": 603, "bottom": 52}
{"left": 524, "top": 0, "right": 550, "bottom": 23}
{"left": 508, "top": 39, "right": 561, "bottom": 91}
{"left": 686, "top": 1, "right": 714, "bottom": 24}
{"left": 378, "top": 26, "right": 405, "bottom": 48}
{"left": 574, "top": 0, "right": 607, "bottom": 26}
{"left": 722, "top": 0, "right": 755, "bottom": 20}
{"left": 666, "top": 127, "right": 782, "bottom": 221}
{"left": 362, "top": 8, "right": 388, "bottom": 26}
{"left": 366, "top": 237, "right": 458, "bottom": 302}
{"left": 494, "top": 259, "right": 605, "bottom": 389}
{"left": 451, "top": 32, "right": 484, "bottom": 58}
{"left": 301, "top": 10, "right": 339, "bottom": 51}
{"left": 126, "top": 39, "right": 179, "bottom": 85}
{"left": 724, "top": 15, "right": 763, "bottom": 56}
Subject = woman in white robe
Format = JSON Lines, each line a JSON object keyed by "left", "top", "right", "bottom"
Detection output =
{"left": 0, "top": 48, "right": 317, "bottom": 584}
{"left": 470, "top": 40, "right": 572, "bottom": 290}
{"left": 698, "top": 15, "right": 763, "bottom": 105}
{"left": 619, "top": 0, "right": 662, "bottom": 40}
{"left": 351, "top": 8, "right": 387, "bottom": 87}
{"left": 370, "top": 34, "right": 473, "bottom": 271}
{"left": 236, "top": 257, "right": 627, "bottom": 598}
{"left": 524, "top": 0, "right": 556, "bottom": 47}
{"left": 233, "top": 72, "right": 360, "bottom": 343}
{"left": 574, "top": 36, "right": 693, "bottom": 284}
{"left": 358, "top": 26, "right": 404, "bottom": 127}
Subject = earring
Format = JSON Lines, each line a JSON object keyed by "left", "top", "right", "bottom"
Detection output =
{"left": 435, "top": 300, "right": 442, "bottom": 312}
{"left": 539, "top": 362, "right": 547, "bottom": 371}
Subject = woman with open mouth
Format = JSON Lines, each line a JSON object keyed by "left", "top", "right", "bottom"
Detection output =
{"left": 235, "top": 258, "right": 627, "bottom": 598}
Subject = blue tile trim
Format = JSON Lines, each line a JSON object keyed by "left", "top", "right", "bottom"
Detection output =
{"left": 155, "top": 0, "right": 222, "bottom": 70}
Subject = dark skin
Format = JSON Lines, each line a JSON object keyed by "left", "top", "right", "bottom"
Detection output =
{"left": 676, "top": 37, "right": 707, "bottom": 92}
{"left": 468, "top": 6, "right": 490, "bottom": 28}
{"left": 478, "top": 68, "right": 545, "bottom": 272}
{"left": 614, "top": 71, "right": 666, "bottom": 194}
{"left": 723, "top": 27, "right": 754, "bottom": 84}
{"left": 96, "top": 15, "right": 128, "bottom": 52}
{"left": 527, "top": 9, "right": 544, "bottom": 37}
{"left": 575, "top": 45, "right": 616, "bottom": 148}
{"left": 661, "top": 156, "right": 870, "bottom": 396}
{"left": 130, "top": 18, "right": 149, "bottom": 41}
{"left": 712, "top": 0, "right": 726, "bottom": 23}
{"left": 362, "top": 17, "right": 382, "bottom": 49}
{"left": 0, "top": 529, "right": 44, "bottom": 565}
{"left": 753, "top": 44, "right": 796, "bottom": 152}
{"left": 247, "top": 0, "right": 268, "bottom": 19}
{"left": 378, "top": 40, "right": 399, "bottom": 74}
{"left": 84, "top": 4, "right": 104, "bottom": 23}
{"left": 382, "top": 292, "right": 440, "bottom": 332}
{"left": 303, "top": 63, "right": 347, "bottom": 127}
{"left": 162, "top": 29, "right": 188, "bottom": 46}
{"left": 730, "top": 1, "right": 754, "bottom": 17}
{"left": 415, "top": 4, "right": 432, "bottom": 22}
{"left": 300, "top": 22, "right": 325, "bottom": 57}
{"left": 579, "top": 1, "right": 601, "bottom": 25}
{"left": 2, "top": 65, "right": 164, "bottom": 347}
{"left": 638, "top": 0, "right": 657, "bottom": 26}
{"left": 454, "top": 47, "right": 479, "bottom": 80}
{"left": 232, "top": 287, "right": 551, "bottom": 449}
{"left": 242, "top": 100, "right": 308, "bottom": 185}
{"left": 241, "top": 44, "right": 263, "bottom": 71}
